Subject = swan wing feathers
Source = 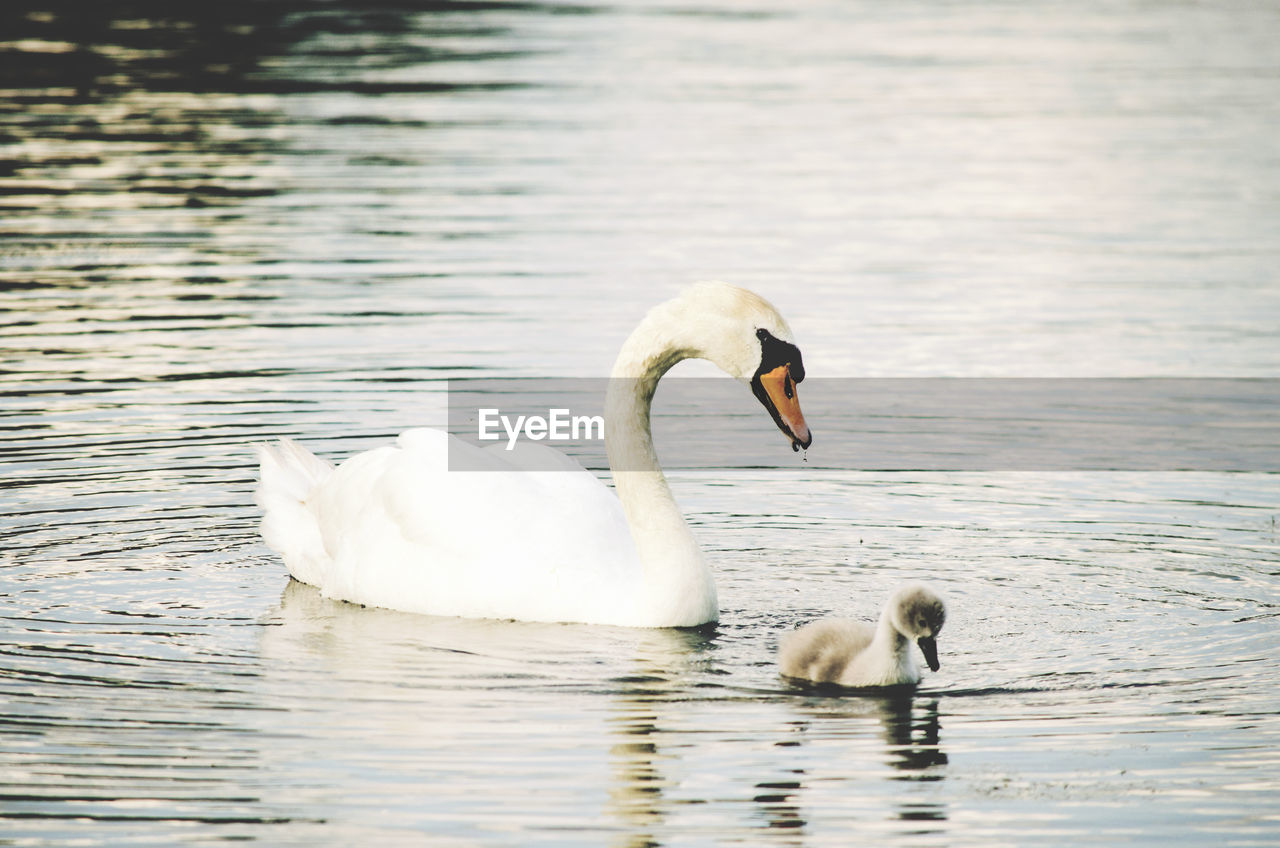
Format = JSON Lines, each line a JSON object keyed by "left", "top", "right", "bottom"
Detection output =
{"left": 779, "top": 618, "right": 874, "bottom": 684}
{"left": 266, "top": 429, "right": 642, "bottom": 624}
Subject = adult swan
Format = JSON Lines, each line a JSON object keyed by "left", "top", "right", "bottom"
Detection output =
{"left": 256, "top": 282, "right": 811, "bottom": 627}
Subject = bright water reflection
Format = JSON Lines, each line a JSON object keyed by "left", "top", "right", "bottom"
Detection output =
{"left": 3, "top": 0, "right": 1279, "bottom": 844}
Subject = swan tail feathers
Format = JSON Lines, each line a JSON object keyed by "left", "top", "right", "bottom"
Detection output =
{"left": 255, "top": 439, "right": 335, "bottom": 587}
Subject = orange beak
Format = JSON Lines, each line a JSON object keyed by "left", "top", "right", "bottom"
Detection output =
{"left": 756, "top": 363, "right": 812, "bottom": 451}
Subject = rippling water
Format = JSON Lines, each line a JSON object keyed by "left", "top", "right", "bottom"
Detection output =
{"left": 3, "top": 1, "right": 1279, "bottom": 845}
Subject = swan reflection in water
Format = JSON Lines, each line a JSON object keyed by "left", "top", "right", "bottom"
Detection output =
{"left": 258, "top": 582, "right": 947, "bottom": 843}
{"left": 258, "top": 580, "right": 727, "bottom": 842}
{"left": 771, "top": 691, "right": 949, "bottom": 835}
{"left": 602, "top": 626, "right": 717, "bottom": 848}
{"left": 604, "top": 630, "right": 950, "bottom": 845}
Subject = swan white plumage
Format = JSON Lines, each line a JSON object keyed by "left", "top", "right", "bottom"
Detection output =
{"left": 255, "top": 282, "right": 812, "bottom": 628}
{"left": 778, "top": 584, "right": 947, "bottom": 687}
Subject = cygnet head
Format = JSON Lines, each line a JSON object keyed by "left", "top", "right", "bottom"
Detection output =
{"left": 658, "top": 282, "right": 811, "bottom": 450}
{"left": 888, "top": 583, "right": 947, "bottom": 672}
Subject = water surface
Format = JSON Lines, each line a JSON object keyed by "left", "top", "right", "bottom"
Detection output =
{"left": 2, "top": 1, "right": 1279, "bottom": 845}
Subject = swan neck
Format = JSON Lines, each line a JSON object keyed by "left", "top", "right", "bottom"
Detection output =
{"left": 604, "top": 299, "right": 698, "bottom": 475}
{"left": 603, "top": 307, "right": 715, "bottom": 627}
{"left": 877, "top": 607, "right": 910, "bottom": 656}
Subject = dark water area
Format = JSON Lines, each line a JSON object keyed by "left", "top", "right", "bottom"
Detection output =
{"left": 3, "top": 1, "right": 1279, "bottom": 845}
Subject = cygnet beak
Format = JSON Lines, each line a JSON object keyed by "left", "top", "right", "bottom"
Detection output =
{"left": 917, "top": 636, "right": 940, "bottom": 672}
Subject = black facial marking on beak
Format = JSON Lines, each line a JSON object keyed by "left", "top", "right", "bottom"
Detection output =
{"left": 751, "top": 329, "right": 812, "bottom": 450}
{"left": 917, "top": 636, "right": 940, "bottom": 673}
{"left": 755, "top": 328, "right": 805, "bottom": 383}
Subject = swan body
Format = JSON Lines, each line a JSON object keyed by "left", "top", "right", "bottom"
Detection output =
{"left": 256, "top": 282, "right": 811, "bottom": 628}
{"left": 779, "top": 584, "right": 947, "bottom": 687}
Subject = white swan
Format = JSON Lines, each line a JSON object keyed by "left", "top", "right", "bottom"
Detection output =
{"left": 256, "top": 282, "right": 811, "bottom": 628}
{"left": 778, "top": 584, "right": 947, "bottom": 687}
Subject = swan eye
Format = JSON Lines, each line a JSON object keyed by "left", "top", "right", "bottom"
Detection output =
{"left": 756, "top": 328, "right": 769, "bottom": 340}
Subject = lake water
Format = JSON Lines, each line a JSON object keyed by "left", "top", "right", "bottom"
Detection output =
{"left": 3, "top": 0, "right": 1279, "bottom": 845}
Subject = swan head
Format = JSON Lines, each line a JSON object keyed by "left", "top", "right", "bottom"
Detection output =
{"left": 664, "top": 282, "right": 812, "bottom": 451}
{"left": 888, "top": 583, "right": 947, "bottom": 672}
